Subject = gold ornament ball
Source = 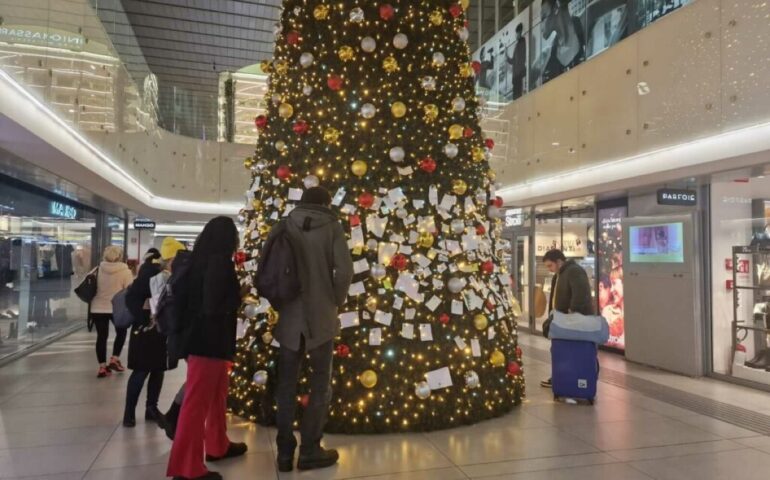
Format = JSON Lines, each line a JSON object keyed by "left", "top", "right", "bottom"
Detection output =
{"left": 351, "top": 160, "right": 368, "bottom": 177}
{"left": 323, "top": 127, "right": 341, "bottom": 143}
{"left": 448, "top": 124, "right": 464, "bottom": 140}
{"left": 490, "top": 349, "right": 506, "bottom": 367}
{"left": 274, "top": 60, "right": 289, "bottom": 75}
{"left": 487, "top": 169, "right": 497, "bottom": 181}
{"left": 383, "top": 56, "right": 399, "bottom": 73}
{"left": 278, "top": 103, "right": 294, "bottom": 118}
{"left": 313, "top": 4, "right": 330, "bottom": 20}
{"left": 423, "top": 104, "right": 439, "bottom": 122}
{"left": 266, "top": 308, "right": 279, "bottom": 325}
{"left": 260, "top": 60, "right": 272, "bottom": 73}
{"left": 360, "top": 370, "right": 378, "bottom": 388}
{"left": 429, "top": 10, "right": 444, "bottom": 25}
{"left": 365, "top": 296, "right": 378, "bottom": 313}
{"left": 452, "top": 179, "right": 468, "bottom": 195}
{"left": 418, "top": 231, "right": 434, "bottom": 248}
{"left": 338, "top": 45, "right": 355, "bottom": 62}
{"left": 262, "top": 331, "right": 274, "bottom": 345}
{"left": 472, "top": 146, "right": 486, "bottom": 162}
{"left": 473, "top": 313, "right": 488, "bottom": 331}
{"left": 258, "top": 224, "right": 271, "bottom": 239}
{"left": 243, "top": 294, "right": 259, "bottom": 305}
{"left": 251, "top": 199, "right": 262, "bottom": 210}
{"left": 460, "top": 0, "right": 470, "bottom": 9}
{"left": 244, "top": 157, "right": 254, "bottom": 168}
{"left": 391, "top": 101, "right": 407, "bottom": 118}
{"left": 459, "top": 63, "right": 474, "bottom": 77}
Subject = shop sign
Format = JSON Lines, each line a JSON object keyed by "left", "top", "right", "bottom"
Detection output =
{"left": 49, "top": 201, "right": 78, "bottom": 220}
{"left": 657, "top": 188, "right": 697, "bottom": 206}
{"left": 0, "top": 26, "right": 84, "bottom": 51}
{"left": 133, "top": 219, "right": 156, "bottom": 230}
{"left": 505, "top": 208, "right": 524, "bottom": 227}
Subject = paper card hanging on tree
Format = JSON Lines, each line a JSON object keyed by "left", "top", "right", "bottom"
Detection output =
{"left": 461, "top": 234, "right": 479, "bottom": 251}
{"left": 341, "top": 204, "right": 357, "bottom": 215}
{"left": 396, "top": 273, "right": 423, "bottom": 302}
{"left": 471, "top": 338, "right": 481, "bottom": 357}
{"left": 425, "top": 367, "right": 453, "bottom": 390}
{"left": 432, "top": 278, "right": 444, "bottom": 290}
{"left": 371, "top": 196, "right": 383, "bottom": 211}
{"left": 388, "top": 187, "right": 407, "bottom": 204}
{"left": 436, "top": 263, "right": 448, "bottom": 274}
{"left": 362, "top": 311, "right": 371, "bottom": 320}
{"left": 353, "top": 259, "right": 370, "bottom": 274}
{"left": 332, "top": 187, "right": 346, "bottom": 206}
{"left": 283, "top": 204, "right": 296, "bottom": 217}
{"left": 367, "top": 216, "right": 389, "bottom": 238}
{"left": 236, "top": 319, "right": 248, "bottom": 339}
{"left": 339, "top": 311, "right": 360, "bottom": 329}
{"left": 382, "top": 195, "right": 397, "bottom": 211}
{"left": 464, "top": 196, "right": 477, "bottom": 213}
{"left": 418, "top": 216, "right": 437, "bottom": 233}
{"left": 350, "top": 226, "right": 365, "bottom": 248}
{"left": 445, "top": 240, "right": 462, "bottom": 257}
{"left": 272, "top": 178, "right": 281, "bottom": 186}
{"left": 426, "top": 296, "right": 441, "bottom": 312}
{"left": 413, "top": 199, "right": 425, "bottom": 209}
{"left": 451, "top": 300, "right": 464, "bottom": 315}
{"left": 378, "top": 242, "right": 399, "bottom": 265}
{"left": 392, "top": 296, "right": 404, "bottom": 310}
{"left": 369, "top": 328, "right": 382, "bottom": 346}
{"left": 429, "top": 186, "right": 439, "bottom": 205}
{"left": 400, "top": 323, "right": 415, "bottom": 339}
{"left": 413, "top": 253, "right": 431, "bottom": 268}
{"left": 270, "top": 212, "right": 279, "bottom": 220}
{"left": 243, "top": 260, "right": 258, "bottom": 272}
{"left": 288, "top": 188, "right": 303, "bottom": 201}
{"left": 390, "top": 234, "right": 406, "bottom": 244}
{"left": 271, "top": 338, "right": 281, "bottom": 348}
{"left": 439, "top": 194, "right": 457, "bottom": 211}
{"left": 404, "top": 214, "right": 416, "bottom": 226}
{"left": 374, "top": 310, "right": 393, "bottom": 326}
{"left": 250, "top": 176, "right": 261, "bottom": 191}
{"left": 488, "top": 326, "right": 496, "bottom": 340}
{"left": 397, "top": 166, "right": 414, "bottom": 176}
{"left": 419, "top": 324, "right": 433, "bottom": 341}
{"left": 454, "top": 336, "right": 467, "bottom": 350}
{"left": 437, "top": 208, "right": 452, "bottom": 220}
{"left": 405, "top": 308, "right": 416, "bottom": 320}
{"left": 408, "top": 231, "right": 419, "bottom": 244}
{"left": 399, "top": 245, "right": 413, "bottom": 255}
{"left": 348, "top": 282, "right": 366, "bottom": 296}
{"left": 497, "top": 306, "right": 506, "bottom": 319}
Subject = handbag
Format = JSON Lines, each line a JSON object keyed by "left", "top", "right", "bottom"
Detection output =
{"left": 542, "top": 312, "right": 553, "bottom": 338}
{"left": 111, "top": 288, "right": 136, "bottom": 329}
{"left": 74, "top": 267, "right": 98, "bottom": 303}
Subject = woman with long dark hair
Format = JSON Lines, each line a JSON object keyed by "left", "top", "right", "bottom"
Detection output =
{"left": 167, "top": 217, "right": 247, "bottom": 480}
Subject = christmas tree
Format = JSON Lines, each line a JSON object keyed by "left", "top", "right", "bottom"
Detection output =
{"left": 229, "top": 0, "right": 524, "bottom": 434}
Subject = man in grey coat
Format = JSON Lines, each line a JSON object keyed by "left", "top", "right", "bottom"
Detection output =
{"left": 272, "top": 187, "right": 354, "bottom": 472}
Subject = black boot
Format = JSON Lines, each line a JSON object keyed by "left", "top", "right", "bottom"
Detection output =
{"left": 206, "top": 442, "right": 248, "bottom": 462}
{"left": 297, "top": 445, "right": 339, "bottom": 471}
{"left": 164, "top": 402, "right": 181, "bottom": 440}
{"left": 145, "top": 406, "right": 167, "bottom": 429}
{"left": 123, "top": 409, "right": 136, "bottom": 428}
{"left": 172, "top": 472, "right": 222, "bottom": 480}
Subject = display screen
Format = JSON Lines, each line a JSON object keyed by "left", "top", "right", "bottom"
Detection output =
{"left": 629, "top": 223, "right": 685, "bottom": 263}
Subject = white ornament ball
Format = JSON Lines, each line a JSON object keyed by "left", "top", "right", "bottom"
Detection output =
{"left": 488, "top": 206, "right": 503, "bottom": 218}
{"left": 253, "top": 370, "right": 269, "bottom": 386}
{"left": 360, "top": 103, "right": 377, "bottom": 119}
{"left": 421, "top": 76, "right": 437, "bottom": 91}
{"left": 451, "top": 219, "right": 465, "bottom": 234}
{"left": 302, "top": 85, "right": 313, "bottom": 96}
{"left": 255, "top": 160, "right": 268, "bottom": 172}
{"left": 415, "top": 381, "right": 431, "bottom": 399}
{"left": 303, "top": 175, "right": 320, "bottom": 189}
{"left": 243, "top": 303, "right": 258, "bottom": 319}
{"left": 299, "top": 52, "right": 314, "bottom": 69}
{"left": 275, "top": 140, "right": 287, "bottom": 152}
{"left": 458, "top": 27, "right": 470, "bottom": 42}
{"left": 389, "top": 146, "right": 405, "bottom": 163}
{"left": 366, "top": 239, "right": 379, "bottom": 251}
{"left": 452, "top": 97, "right": 466, "bottom": 112}
{"left": 444, "top": 143, "right": 459, "bottom": 158}
{"left": 396, "top": 208, "right": 408, "bottom": 219}
{"left": 350, "top": 7, "right": 365, "bottom": 23}
{"left": 361, "top": 36, "right": 377, "bottom": 53}
{"left": 371, "top": 264, "right": 387, "bottom": 280}
{"left": 393, "top": 33, "right": 409, "bottom": 50}
{"left": 464, "top": 370, "right": 481, "bottom": 389}
{"left": 432, "top": 52, "right": 446, "bottom": 66}
{"left": 448, "top": 276, "right": 465, "bottom": 294}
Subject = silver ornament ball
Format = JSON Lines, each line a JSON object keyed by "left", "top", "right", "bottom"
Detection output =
{"left": 303, "top": 175, "right": 320, "bottom": 189}
{"left": 361, "top": 36, "right": 377, "bottom": 53}
{"left": 243, "top": 303, "right": 258, "bottom": 319}
{"left": 389, "top": 146, "right": 405, "bottom": 163}
{"left": 415, "top": 381, "right": 431, "bottom": 399}
{"left": 302, "top": 85, "right": 314, "bottom": 96}
{"left": 393, "top": 33, "right": 409, "bottom": 49}
{"left": 253, "top": 370, "right": 269, "bottom": 386}
{"left": 444, "top": 143, "right": 459, "bottom": 158}
{"left": 432, "top": 52, "right": 446, "bottom": 66}
{"left": 448, "top": 276, "right": 465, "bottom": 294}
{"left": 464, "top": 370, "right": 480, "bottom": 389}
{"left": 371, "top": 264, "right": 387, "bottom": 280}
{"left": 452, "top": 97, "right": 466, "bottom": 112}
{"left": 360, "top": 103, "right": 377, "bottom": 119}
{"left": 350, "top": 7, "right": 364, "bottom": 23}
{"left": 299, "top": 52, "right": 314, "bottom": 68}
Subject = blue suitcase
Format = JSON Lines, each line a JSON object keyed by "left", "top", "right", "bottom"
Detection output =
{"left": 551, "top": 339, "right": 598, "bottom": 404}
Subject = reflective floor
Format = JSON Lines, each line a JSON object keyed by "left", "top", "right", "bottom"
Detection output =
{"left": 1, "top": 330, "right": 770, "bottom": 479}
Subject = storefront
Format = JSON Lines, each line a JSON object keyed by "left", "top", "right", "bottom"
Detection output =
{"left": 0, "top": 175, "right": 125, "bottom": 362}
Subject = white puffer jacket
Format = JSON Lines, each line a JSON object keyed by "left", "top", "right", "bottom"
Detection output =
{"left": 90, "top": 262, "right": 134, "bottom": 314}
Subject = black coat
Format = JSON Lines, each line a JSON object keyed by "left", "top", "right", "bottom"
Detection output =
{"left": 183, "top": 253, "right": 240, "bottom": 360}
{"left": 126, "top": 261, "right": 168, "bottom": 371}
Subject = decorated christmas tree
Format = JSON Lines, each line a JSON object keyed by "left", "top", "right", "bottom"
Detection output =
{"left": 229, "top": 0, "right": 524, "bottom": 434}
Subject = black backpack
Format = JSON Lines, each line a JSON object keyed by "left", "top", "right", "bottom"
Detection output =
{"left": 155, "top": 250, "right": 193, "bottom": 335}
{"left": 256, "top": 220, "right": 302, "bottom": 309}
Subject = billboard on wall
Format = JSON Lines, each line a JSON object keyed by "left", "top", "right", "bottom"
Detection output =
{"left": 597, "top": 205, "right": 627, "bottom": 350}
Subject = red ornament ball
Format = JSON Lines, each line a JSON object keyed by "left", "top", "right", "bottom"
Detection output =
{"left": 485, "top": 138, "right": 495, "bottom": 149}
{"left": 449, "top": 3, "right": 463, "bottom": 18}
{"left": 234, "top": 250, "right": 247, "bottom": 266}
{"left": 491, "top": 196, "right": 504, "bottom": 208}
{"left": 300, "top": 394, "right": 310, "bottom": 408}
{"left": 358, "top": 192, "right": 375, "bottom": 209}
{"left": 390, "top": 253, "right": 409, "bottom": 271}
{"left": 292, "top": 120, "right": 309, "bottom": 135}
{"left": 327, "top": 74, "right": 344, "bottom": 91}
{"left": 485, "top": 299, "right": 496, "bottom": 311}
{"left": 254, "top": 115, "right": 268, "bottom": 129}
{"left": 286, "top": 30, "right": 301, "bottom": 45}
{"left": 481, "top": 260, "right": 494, "bottom": 275}
{"left": 515, "top": 346, "right": 523, "bottom": 359}
{"left": 507, "top": 361, "right": 522, "bottom": 376}
{"left": 471, "top": 60, "right": 482, "bottom": 75}
{"left": 419, "top": 156, "right": 437, "bottom": 173}
{"left": 379, "top": 4, "right": 395, "bottom": 21}
{"left": 349, "top": 214, "right": 361, "bottom": 227}
{"left": 476, "top": 224, "right": 487, "bottom": 235}
{"left": 276, "top": 165, "right": 292, "bottom": 180}
{"left": 336, "top": 344, "right": 351, "bottom": 358}
{"left": 439, "top": 313, "right": 451, "bottom": 325}
{"left": 463, "top": 127, "right": 474, "bottom": 138}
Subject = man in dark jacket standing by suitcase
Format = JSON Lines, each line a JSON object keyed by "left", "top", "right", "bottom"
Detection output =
{"left": 272, "top": 187, "right": 354, "bottom": 473}
{"left": 541, "top": 249, "right": 593, "bottom": 388}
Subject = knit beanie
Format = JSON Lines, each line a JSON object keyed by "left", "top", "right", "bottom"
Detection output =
{"left": 160, "top": 237, "right": 186, "bottom": 260}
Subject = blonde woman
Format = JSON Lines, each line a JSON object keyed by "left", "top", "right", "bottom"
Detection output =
{"left": 91, "top": 246, "right": 133, "bottom": 378}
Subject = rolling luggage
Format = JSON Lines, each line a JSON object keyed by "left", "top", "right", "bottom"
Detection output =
{"left": 551, "top": 339, "right": 598, "bottom": 404}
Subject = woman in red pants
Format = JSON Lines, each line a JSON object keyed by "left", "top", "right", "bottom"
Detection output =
{"left": 167, "top": 217, "right": 246, "bottom": 480}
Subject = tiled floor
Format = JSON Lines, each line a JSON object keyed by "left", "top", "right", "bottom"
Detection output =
{"left": 1, "top": 329, "right": 770, "bottom": 479}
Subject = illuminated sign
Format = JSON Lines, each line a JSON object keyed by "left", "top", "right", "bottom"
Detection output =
{"left": 0, "top": 26, "right": 84, "bottom": 51}
{"left": 49, "top": 201, "right": 77, "bottom": 219}
{"left": 657, "top": 188, "right": 697, "bottom": 206}
{"left": 133, "top": 219, "right": 156, "bottom": 230}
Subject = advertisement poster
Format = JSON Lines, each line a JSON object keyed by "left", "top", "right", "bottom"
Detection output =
{"left": 597, "top": 206, "right": 626, "bottom": 350}
{"left": 473, "top": 8, "right": 530, "bottom": 104}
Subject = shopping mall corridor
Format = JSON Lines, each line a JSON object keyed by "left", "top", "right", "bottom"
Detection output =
{"left": 1, "top": 330, "right": 770, "bottom": 480}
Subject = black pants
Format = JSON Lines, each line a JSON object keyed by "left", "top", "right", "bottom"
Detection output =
{"left": 92, "top": 313, "right": 127, "bottom": 364}
{"left": 275, "top": 338, "right": 333, "bottom": 455}
{"left": 124, "top": 370, "right": 164, "bottom": 419}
